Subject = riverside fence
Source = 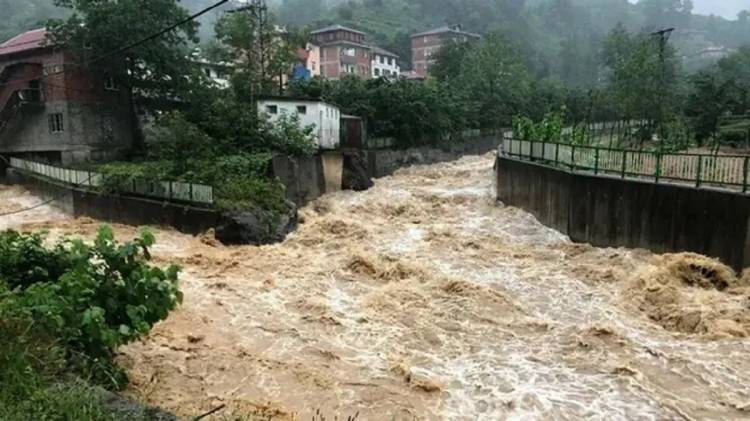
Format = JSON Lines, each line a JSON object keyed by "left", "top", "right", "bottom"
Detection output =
{"left": 501, "top": 138, "right": 750, "bottom": 192}
{"left": 9, "top": 157, "right": 214, "bottom": 205}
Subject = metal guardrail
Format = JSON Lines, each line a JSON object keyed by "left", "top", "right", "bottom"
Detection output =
{"left": 501, "top": 138, "right": 750, "bottom": 192}
{"left": 10, "top": 157, "right": 214, "bottom": 205}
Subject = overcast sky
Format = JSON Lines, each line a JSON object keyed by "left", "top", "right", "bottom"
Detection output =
{"left": 630, "top": 0, "right": 749, "bottom": 19}
{"left": 693, "top": 0, "right": 748, "bottom": 18}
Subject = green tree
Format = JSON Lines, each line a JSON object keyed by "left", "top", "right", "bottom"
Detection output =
{"left": 456, "top": 31, "right": 531, "bottom": 128}
{"left": 639, "top": 0, "right": 693, "bottom": 29}
{"left": 601, "top": 26, "right": 680, "bottom": 140}
{"left": 684, "top": 71, "right": 725, "bottom": 145}
{"left": 684, "top": 47, "right": 750, "bottom": 147}
{"left": 46, "top": 0, "right": 201, "bottom": 103}
{"left": 431, "top": 40, "right": 473, "bottom": 82}
{"left": 212, "top": 8, "right": 298, "bottom": 99}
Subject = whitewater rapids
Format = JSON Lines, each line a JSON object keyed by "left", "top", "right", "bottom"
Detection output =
{"left": 2, "top": 153, "right": 749, "bottom": 420}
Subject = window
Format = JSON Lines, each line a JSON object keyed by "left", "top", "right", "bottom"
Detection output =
{"left": 388, "top": 57, "right": 394, "bottom": 66}
{"left": 297, "top": 105, "right": 307, "bottom": 114}
{"left": 48, "top": 113, "right": 64, "bottom": 133}
{"left": 204, "top": 68, "right": 212, "bottom": 77}
{"left": 104, "top": 76, "right": 118, "bottom": 91}
{"left": 374, "top": 68, "right": 380, "bottom": 76}
{"left": 344, "top": 48, "right": 355, "bottom": 57}
{"left": 44, "top": 64, "right": 63, "bottom": 75}
{"left": 266, "top": 105, "right": 278, "bottom": 114}
{"left": 311, "top": 61, "right": 316, "bottom": 71}
{"left": 379, "top": 55, "right": 385, "bottom": 64}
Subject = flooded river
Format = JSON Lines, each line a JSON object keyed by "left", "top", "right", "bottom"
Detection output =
{"left": 2, "top": 153, "right": 749, "bottom": 420}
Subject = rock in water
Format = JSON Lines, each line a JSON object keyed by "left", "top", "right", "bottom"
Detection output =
{"left": 342, "top": 152, "right": 374, "bottom": 191}
{"left": 215, "top": 202, "right": 298, "bottom": 245}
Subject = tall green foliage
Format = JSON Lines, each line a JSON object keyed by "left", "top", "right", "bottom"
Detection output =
{"left": 601, "top": 26, "right": 681, "bottom": 136}
{"left": 46, "top": 0, "right": 201, "bottom": 103}
{"left": 685, "top": 47, "right": 750, "bottom": 146}
{"left": 212, "top": 8, "right": 300, "bottom": 98}
{"left": 0, "top": 226, "right": 181, "bottom": 389}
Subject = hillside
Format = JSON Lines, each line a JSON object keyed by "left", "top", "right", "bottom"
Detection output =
{"left": 1, "top": 0, "right": 749, "bottom": 85}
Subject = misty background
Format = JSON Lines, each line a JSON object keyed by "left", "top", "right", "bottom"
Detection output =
{"left": 2, "top": 0, "right": 749, "bottom": 86}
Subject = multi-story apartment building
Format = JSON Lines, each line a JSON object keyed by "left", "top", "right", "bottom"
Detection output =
{"left": 310, "top": 25, "right": 372, "bottom": 80}
{"left": 411, "top": 25, "right": 480, "bottom": 78}
{"left": 371, "top": 47, "right": 400, "bottom": 79}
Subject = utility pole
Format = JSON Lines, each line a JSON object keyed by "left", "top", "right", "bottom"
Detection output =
{"left": 650, "top": 27, "right": 674, "bottom": 150}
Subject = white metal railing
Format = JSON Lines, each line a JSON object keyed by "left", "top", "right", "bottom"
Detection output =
{"left": 500, "top": 138, "right": 750, "bottom": 192}
{"left": 10, "top": 157, "right": 214, "bottom": 205}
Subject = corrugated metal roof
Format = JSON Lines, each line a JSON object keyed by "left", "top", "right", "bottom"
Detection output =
{"left": 0, "top": 29, "right": 49, "bottom": 57}
{"left": 311, "top": 24, "right": 366, "bottom": 36}
{"left": 371, "top": 46, "right": 398, "bottom": 58}
{"left": 411, "top": 25, "right": 481, "bottom": 39}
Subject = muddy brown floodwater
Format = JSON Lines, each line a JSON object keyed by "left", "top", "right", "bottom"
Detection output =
{"left": 2, "top": 153, "right": 750, "bottom": 420}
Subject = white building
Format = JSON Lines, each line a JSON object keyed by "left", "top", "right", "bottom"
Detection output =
{"left": 257, "top": 97, "right": 340, "bottom": 150}
{"left": 190, "top": 48, "right": 232, "bottom": 89}
{"left": 371, "top": 47, "right": 400, "bottom": 79}
{"left": 198, "top": 60, "right": 231, "bottom": 89}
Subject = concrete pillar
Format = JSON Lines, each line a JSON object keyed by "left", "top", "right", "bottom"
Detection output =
{"left": 321, "top": 151, "right": 343, "bottom": 194}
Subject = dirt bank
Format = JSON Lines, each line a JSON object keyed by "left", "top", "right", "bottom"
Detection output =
{"left": 2, "top": 154, "right": 749, "bottom": 420}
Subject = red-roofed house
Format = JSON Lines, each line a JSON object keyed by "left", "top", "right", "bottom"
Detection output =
{"left": 0, "top": 29, "right": 135, "bottom": 164}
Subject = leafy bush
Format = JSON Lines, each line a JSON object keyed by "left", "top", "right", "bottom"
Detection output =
{"left": 215, "top": 177, "right": 289, "bottom": 214}
{"left": 96, "top": 152, "right": 286, "bottom": 214}
{"left": 0, "top": 226, "right": 182, "bottom": 389}
{"left": 258, "top": 112, "right": 318, "bottom": 157}
{"left": 513, "top": 111, "right": 577, "bottom": 143}
{"left": 718, "top": 129, "right": 750, "bottom": 147}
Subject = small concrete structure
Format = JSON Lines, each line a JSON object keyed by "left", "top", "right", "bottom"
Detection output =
{"left": 257, "top": 97, "right": 340, "bottom": 150}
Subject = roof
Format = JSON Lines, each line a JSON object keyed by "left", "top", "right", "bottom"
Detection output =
{"left": 411, "top": 25, "right": 481, "bottom": 39}
{"left": 311, "top": 25, "right": 366, "bottom": 36}
{"left": 317, "top": 39, "right": 371, "bottom": 49}
{"left": 371, "top": 46, "right": 398, "bottom": 58}
{"left": 0, "top": 28, "right": 49, "bottom": 57}
{"left": 257, "top": 95, "right": 339, "bottom": 108}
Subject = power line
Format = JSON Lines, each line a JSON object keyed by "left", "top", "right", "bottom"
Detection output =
{"left": 0, "top": 0, "right": 231, "bottom": 89}
{"left": 89, "top": 0, "right": 230, "bottom": 66}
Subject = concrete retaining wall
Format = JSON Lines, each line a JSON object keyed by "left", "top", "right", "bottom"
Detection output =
{"left": 496, "top": 156, "right": 750, "bottom": 271}
{"left": 364, "top": 134, "right": 502, "bottom": 178}
{"left": 272, "top": 154, "right": 326, "bottom": 206}
{"left": 4, "top": 170, "right": 220, "bottom": 235}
